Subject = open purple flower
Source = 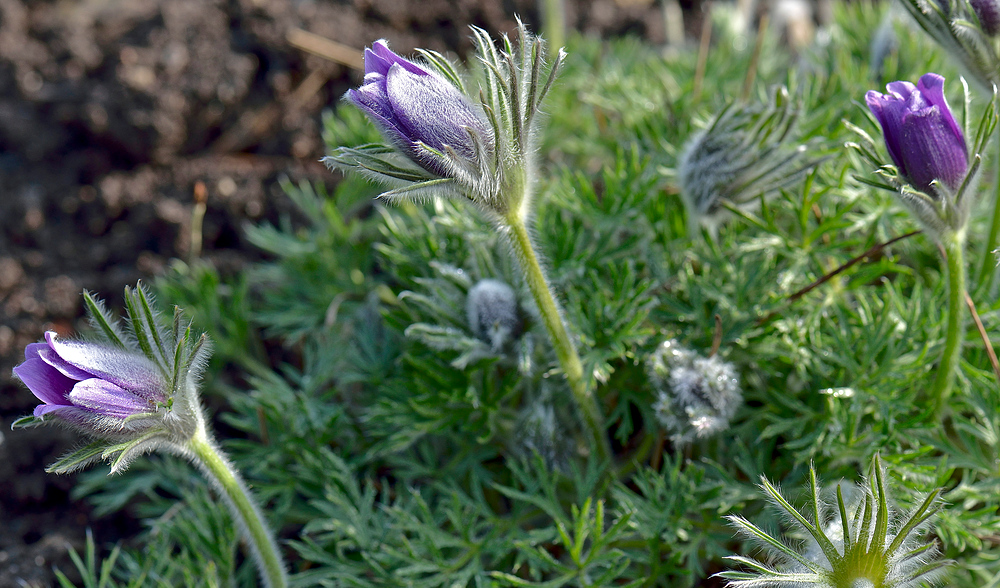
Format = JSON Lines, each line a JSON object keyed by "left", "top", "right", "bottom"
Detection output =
{"left": 346, "top": 40, "right": 493, "bottom": 177}
{"left": 13, "top": 331, "right": 166, "bottom": 435}
{"left": 865, "top": 73, "right": 968, "bottom": 194}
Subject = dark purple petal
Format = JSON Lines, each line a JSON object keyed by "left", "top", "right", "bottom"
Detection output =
{"left": 385, "top": 63, "right": 488, "bottom": 157}
{"left": 866, "top": 73, "right": 968, "bottom": 193}
{"left": 345, "top": 83, "right": 412, "bottom": 150}
{"left": 971, "top": 0, "right": 1000, "bottom": 35}
{"left": 45, "top": 333, "right": 166, "bottom": 402}
{"left": 69, "top": 378, "right": 152, "bottom": 419}
{"left": 13, "top": 357, "right": 75, "bottom": 407}
{"left": 917, "top": 73, "right": 966, "bottom": 152}
{"left": 901, "top": 106, "right": 969, "bottom": 191}
{"left": 866, "top": 90, "right": 909, "bottom": 175}
{"left": 367, "top": 40, "right": 427, "bottom": 76}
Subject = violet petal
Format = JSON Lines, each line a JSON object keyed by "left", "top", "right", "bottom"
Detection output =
{"left": 369, "top": 40, "right": 426, "bottom": 76}
{"left": 385, "top": 64, "right": 488, "bottom": 157}
{"left": 13, "top": 357, "right": 75, "bottom": 407}
{"left": 24, "top": 342, "right": 48, "bottom": 361}
{"left": 916, "top": 73, "right": 966, "bottom": 152}
{"left": 45, "top": 333, "right": 166, "bottom": 402}
{"left": 886, "top": 80, "right": 916, "bottom": 99}
{"left": 34, "top": 403, "right": 73, "bottom": 417}
{"left": 866, "top": 91, "right": 909, "bottom": 176}
{"left": 69, "top": 378, "right": 152, "bottom": 419}
{"left": 901, "top": 106, "right": 969, "bottom": 191}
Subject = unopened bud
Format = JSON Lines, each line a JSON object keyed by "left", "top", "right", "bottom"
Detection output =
{"left": 466, "top": 279, "right": 521, "bottom": 351}
{"left": 971, "top": 0, "right": 1000, "bottom": 36}
{"left": 678, "top": 86, "right": 816, "bottom": 233}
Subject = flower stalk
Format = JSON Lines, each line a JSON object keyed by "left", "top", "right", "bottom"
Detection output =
{"left": 327, "top": 24, "right": 613, "bottom": 464}
{"left": 10, "top": 285, "right": 290, "bottom": 588}
{"left": 932, "top": 229, "right": 967, "bottom": 409}
{"left": 853, "top": 74, "right": 997, "bottom": 409}
{"left": 505, "top": 213, "right": 611, "bottom": 465}
{"left": 186, "top": 428, "right": 289, "bottom": 588}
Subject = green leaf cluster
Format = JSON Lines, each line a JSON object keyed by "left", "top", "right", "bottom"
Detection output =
{"left": 67, "top": 2, "right": 1000, "bottom": 586}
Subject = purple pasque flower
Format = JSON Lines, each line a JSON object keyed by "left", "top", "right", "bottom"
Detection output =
{"left": 13, "top": 331, "right": 166, "bottom": 436}
{"left": 971, "top": 0, "right": 1000, "bottom": 37}
{"left": 865, "top": 73, "right": 968, "bottom": 194}
{"left": 347, "top": 40, "right": 493, "bottom": 177}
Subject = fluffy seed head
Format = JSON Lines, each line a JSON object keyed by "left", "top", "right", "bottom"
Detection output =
{"left": 648, "top": 339, "right": 741, "bottom": 444}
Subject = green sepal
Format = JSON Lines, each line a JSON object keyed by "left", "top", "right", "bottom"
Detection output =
{"left": 11, "top": 415, "right": 44, "bottom": 429}
{"left": 414, "top": 48, "right": 465, "bottom": 92}
{"left": 46, "top": 440, "right": 116, "bottom": 474}
{"left": 323, "top": 145, "right": 437, "bottom": 184}
{"left": 378, "top": 178, "right": 457, "bottom": 204}
{"left": 82, "top": 290, "right": 127, "bottom": 349}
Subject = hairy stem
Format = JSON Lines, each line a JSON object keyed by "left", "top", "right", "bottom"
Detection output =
{"left": 187, "top": 428, "right": 288, "bottom": 588}
{"left": 931, "top": 231, "right": 967, "bottom": 410}
{"left": 504, "top": 214, "right": 612, "bottom": 465}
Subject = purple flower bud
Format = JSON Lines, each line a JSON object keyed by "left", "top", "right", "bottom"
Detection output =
{"left": 347, "top": 40, "right": 493, "bottom": 177}
{"left": 971, "top": 0, "right": 1000, "bottom": 36}
{"left": 865, "top": 73, "right": 968, "bottom": 193}
{"left": 13, "top": 331, "right": 166, "bottom": 436}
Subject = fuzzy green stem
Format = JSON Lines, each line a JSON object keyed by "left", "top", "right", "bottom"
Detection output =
{"left": 505, "top": 215, "right": 612, "bottom": 465}
{"left": 931, "top": 231, "right": 967, "bottom": 411}
{"left": 187, "top": 429, "right": 288, "bottom": 588}
{"left": 979, "top": 140, "right": 1000, "bottom": 288}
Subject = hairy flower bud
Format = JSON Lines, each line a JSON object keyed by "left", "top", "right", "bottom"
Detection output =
{"left": 678, "top": 85, "right": 819, "bottom": 233}
{"left": 467, "top": 279, "right": 521, "bottom": 351}
{"left": 347, "top": 40, "right": 494, "bottom": 178}
{"left": 865, "top": 73, "right": 968, "bottom": 194}
{"left": 11, "top": 285, "right": 210, "bottom": 474}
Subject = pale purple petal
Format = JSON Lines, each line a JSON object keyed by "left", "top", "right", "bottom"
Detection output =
{"left": 346, "top": 83, "right": 411, "bottom": 150}
{"left": 886, "top": 81, "right": 916, "bottom": 99}
{"left": 69, "top": 378, "right": 152, "bottom": 419}
{"left": 33, "top": 405, "right": 110, "bottom": 434}
{"left": 36, "top": 334, "right": 95, "bottom": 381}
{"left": 24, "top": 342, "right": 47, "bottom": 361}
{"left": 385, "top": 63, "right": 488, "bottom": 157}
{"left": 34, "top": 403, "right": 73, "bottom": 417}
{"left": 13, "top": 357, "right": 75, "bottom": 407}
{"left": 45, "top": 333, "right": 166, "bottom": 402}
